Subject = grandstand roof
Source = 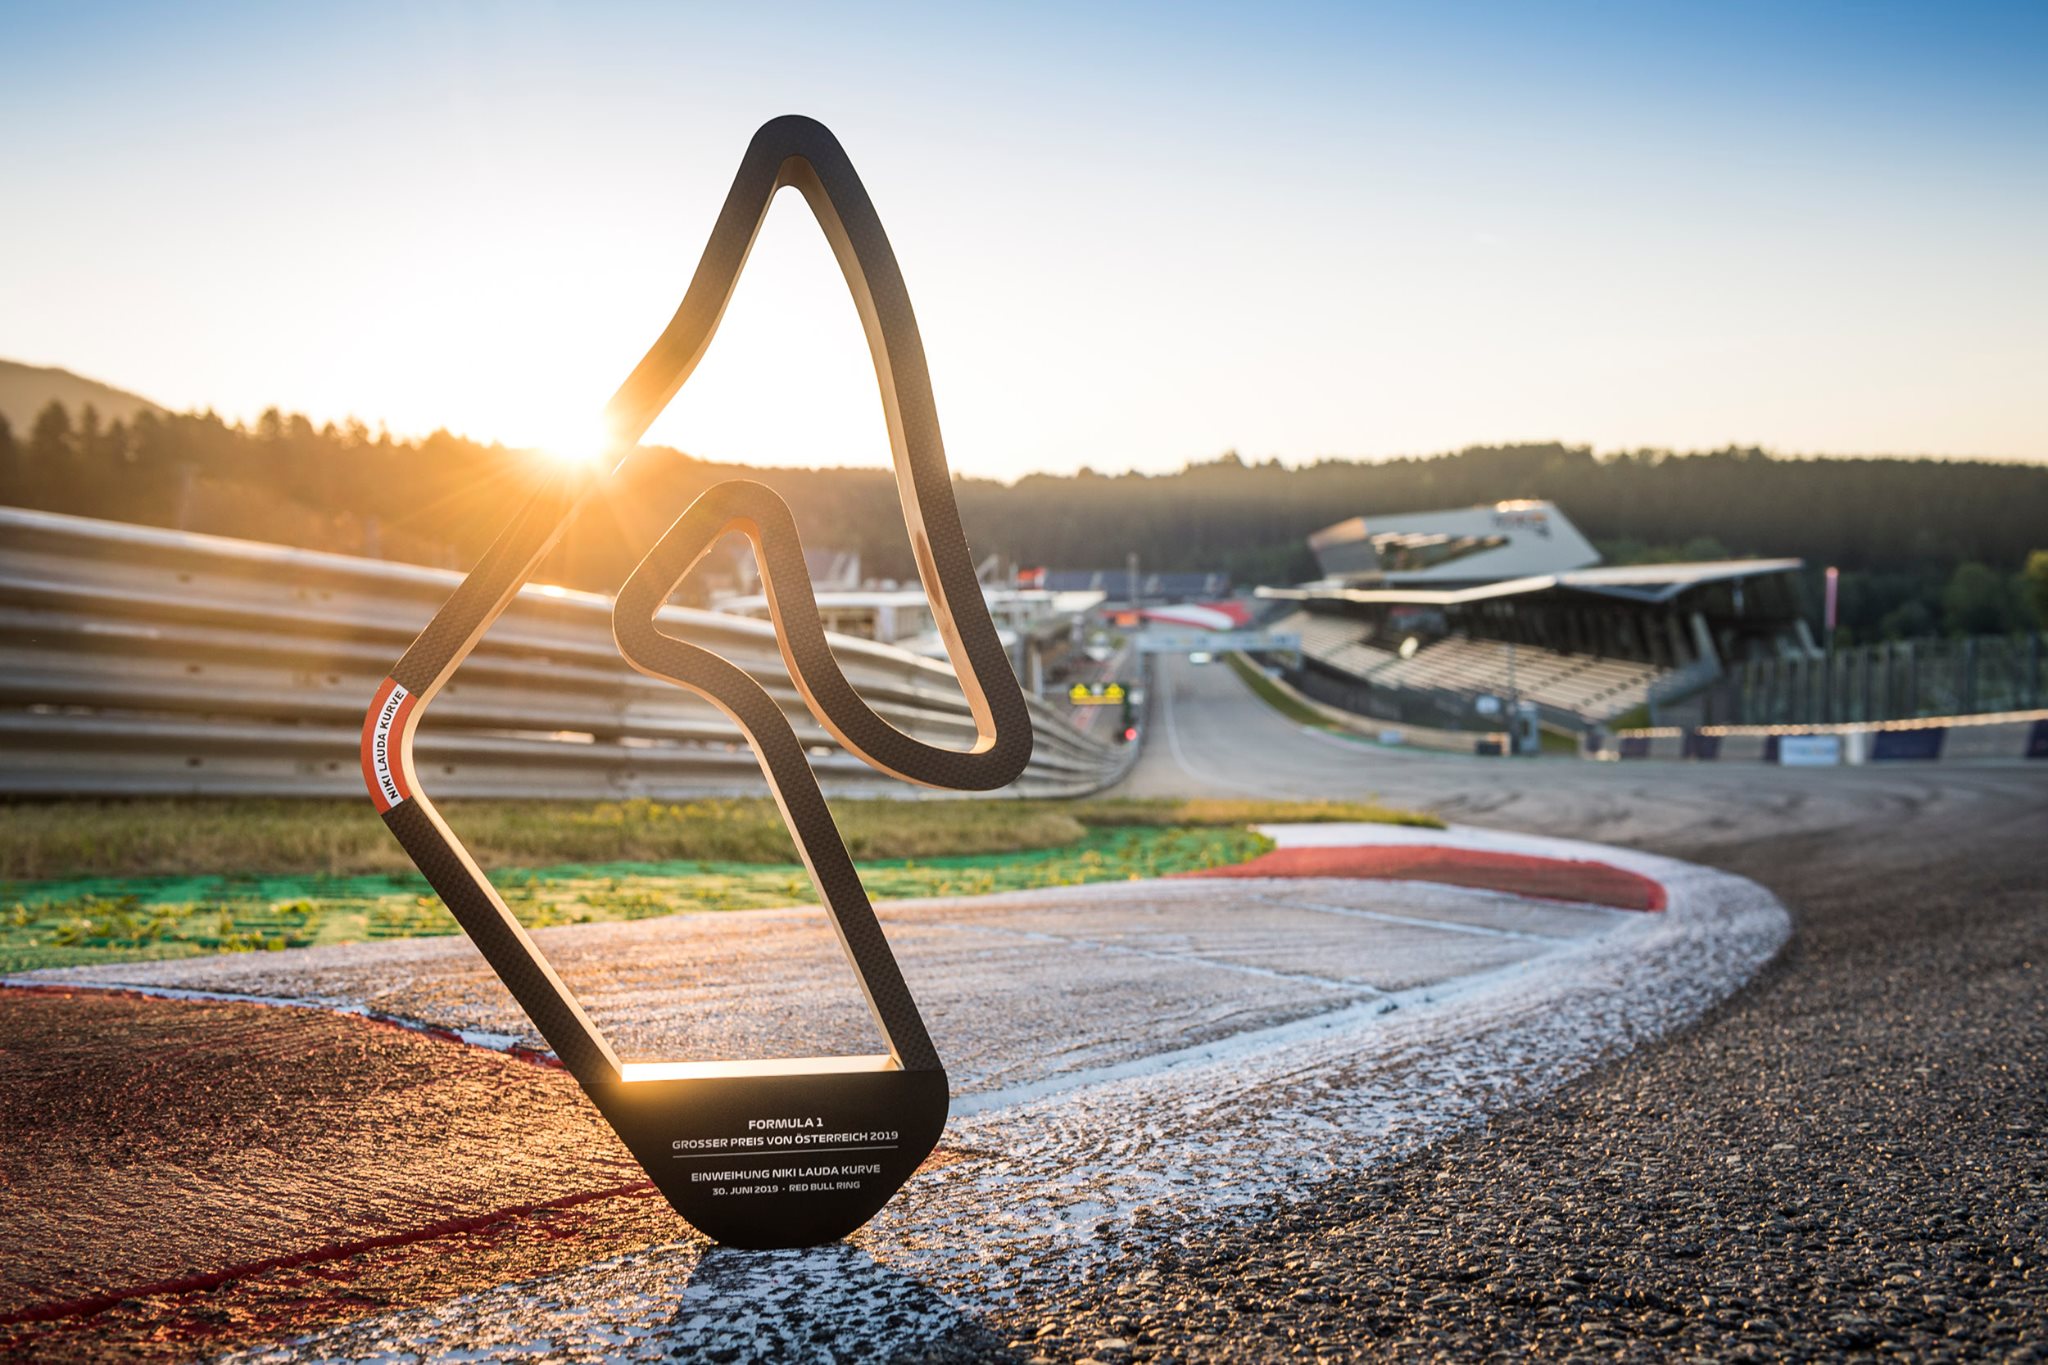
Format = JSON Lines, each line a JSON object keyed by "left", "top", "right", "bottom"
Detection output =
{"left": 1546, "top": 559, "right": 1807, "bottom": 601}
{"left": 1308, "top": 500, "right": 1600, "bottom": 584}
{"left": 1261, "top": 557, "right": 1804, "bottom": 609}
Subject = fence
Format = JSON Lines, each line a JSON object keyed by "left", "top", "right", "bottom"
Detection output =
{"left": 1606, "top": 711, "right": 2048, "bottom": 764}
{"left": 1697, "top": 633, "right": 2046, "bottom": 727}
{"left": 0, "top": 508, "right": 1131, "bottom": 800}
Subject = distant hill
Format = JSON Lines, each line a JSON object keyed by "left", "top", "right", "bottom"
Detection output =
{"left": 0, "top": 359, "right": 165, "bottom": 434}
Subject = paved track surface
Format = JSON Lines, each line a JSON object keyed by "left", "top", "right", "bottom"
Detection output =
{"left": 0, "top": 989, "right": 673, "bottom": 1363}
{"left": 27, "top": 875, "right": 1637, "bottom": 1099}
{"left": 9, "top": 812, "right": 1785, "bottom": 1363}
{"left": 188, "top": 830, "right": 1775, "bottom": 1365}
{"left": 1135, "top": 655, "right": 2048, "bottom": 855}
{"left": 1005, "top": 657, "right": 2045, "bottom": 1360}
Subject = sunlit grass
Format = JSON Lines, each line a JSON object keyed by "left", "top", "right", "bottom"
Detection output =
{"left": 1224, "top": 650, "right": 1339, "bottom": 728}
{"left": 0, "top": 795, "right": 1435, "bottom": 881}
{"left": 0, "top": 794, "right": 1438, "bottom": 971}
{"left": 0, "top": 825, "right": 1284, "bottom": 972}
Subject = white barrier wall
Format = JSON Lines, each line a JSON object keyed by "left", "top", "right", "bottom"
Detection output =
{"left": 1609, "top": 712, "right": 2048, "bottom": 765}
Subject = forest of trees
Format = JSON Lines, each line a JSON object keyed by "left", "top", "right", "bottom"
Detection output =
{"left": 3, "top": 398, "right": 2045, "bottom": 644}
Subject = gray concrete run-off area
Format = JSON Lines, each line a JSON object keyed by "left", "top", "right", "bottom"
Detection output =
{"left": 38, "top": 871, "right": 1635, "bottom": 1102}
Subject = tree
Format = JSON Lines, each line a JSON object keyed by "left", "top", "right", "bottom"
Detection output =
{"left": 65, "top": 403, "right": 116, "bottom": 512}
{"left": 0, "top": 413, "right": 17, "bottom": 501}
{"left": 29, "top": 400, "right": 72, "bottom": 459}
{"left": 1881, "top": 599, "right": 1937, "bottom": 640}
{"left": 2023, "top": 551, "right": 2048, "bottom": 631}
{"left": 76, "top": 403, "right": 101, "bottom": 458}
{"left": 1, "top": 400, "right": 2046, "bottom": 614}
{"left": 1942, "top": 562, "right": 2014, "bottom": 636}
{"left": 26, "top": 400, "right": 74, "bottom": 505}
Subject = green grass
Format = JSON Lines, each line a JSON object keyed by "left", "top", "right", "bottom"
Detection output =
{"left": 1607, "top": 702, "right": 1652, "bottom": 731}
{"left": 0, "top": 825, "right": 1271, "bottom": 973}
{"left": 0, "top": 794, "right": 1439, "bottom": 972}
{"left": 1224, "top": 651, "right": 1334, "bottom": 728}
{"left": 0, "top": 796, "right": 1075, "bottom": 881}
{"left": 0, "top": 794, "right": 1433, "bottom": 881}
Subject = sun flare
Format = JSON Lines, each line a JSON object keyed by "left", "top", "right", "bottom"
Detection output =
{"left": 530, "top": 415, "right": 625, "bottom": 472}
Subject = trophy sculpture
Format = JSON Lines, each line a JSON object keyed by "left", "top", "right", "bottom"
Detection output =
{"left": 360, "top": 116, "right": 1032, "bottom": 1249}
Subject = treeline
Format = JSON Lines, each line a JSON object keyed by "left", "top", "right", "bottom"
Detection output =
{"left": 3, "top": 400, "right": 2044, "bottom": 640}
{"left": 0, "top": 401, "right": 551, "bottom": 572}
{"left": 956, "top": 446, "right": 2048, "bottom": 640}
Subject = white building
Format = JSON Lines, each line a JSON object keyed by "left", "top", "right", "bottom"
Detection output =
{"left": 1308, "top": 499, "right": 1601, "bottom": 586}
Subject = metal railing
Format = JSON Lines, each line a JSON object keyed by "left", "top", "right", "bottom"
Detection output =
{"left": 1698, "top": 633, "right": 2046, "bottom": 727}
{"left": 0, "top": 508, "right": 1131, "bottom": 800}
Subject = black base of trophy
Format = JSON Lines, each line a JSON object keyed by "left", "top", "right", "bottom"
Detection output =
{"left": 586, "top": 1063, "right": 949, "bottom": 1250}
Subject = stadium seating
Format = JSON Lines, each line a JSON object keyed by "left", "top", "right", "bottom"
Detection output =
{"left": 1269, "top": 610, "right": 1667, "bottom": 722}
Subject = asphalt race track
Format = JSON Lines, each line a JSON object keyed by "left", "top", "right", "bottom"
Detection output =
{"left": 7, "top": 818, "right": 1786, "bottom": 1361}
{"left": 1133, "top": 654, "right": 2048, "bottom": 853}
{"left": 3, "top": 654, "right": 2042, "bottom": 1361}
{"left": 1089, "top": 656, "right": 2047, "bottom": 1359}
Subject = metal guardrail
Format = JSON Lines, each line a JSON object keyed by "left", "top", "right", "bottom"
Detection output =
{"left": 0, "top": 508, "right": 1131, "bottom": 800}
{"left": 1607, "top": 709, "right": 2048, "bottom": 764}
{"left": 1702, "top": 633, "right": 2047, "bottom": 726}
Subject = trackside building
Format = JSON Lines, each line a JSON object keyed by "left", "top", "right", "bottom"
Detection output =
{"left": 1259, "top": 500, "right": 1810, "bottom": 734}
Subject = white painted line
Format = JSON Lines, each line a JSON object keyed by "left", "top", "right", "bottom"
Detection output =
{"left": 1255, "top": 819, "right": 1661, "bottom": 869}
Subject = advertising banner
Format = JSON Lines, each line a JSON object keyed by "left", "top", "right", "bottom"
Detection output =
{"left": 1777, "top": 734, "right": 1843, "bottom": 766}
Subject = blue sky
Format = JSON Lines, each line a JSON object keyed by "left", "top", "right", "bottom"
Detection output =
{"left": 2, "top": 1, "right": 2042, "bottom": 475}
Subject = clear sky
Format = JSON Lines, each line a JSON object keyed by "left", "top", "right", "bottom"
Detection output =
{"left": 2, "top": 1, "right": 2042, "bottom": 477}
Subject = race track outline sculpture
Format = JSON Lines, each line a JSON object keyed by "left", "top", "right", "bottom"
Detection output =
{"left": 360, "top": 115, "right": 1032, "bottom": 1248}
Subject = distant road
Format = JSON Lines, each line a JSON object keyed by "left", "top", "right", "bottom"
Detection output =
{"left": 1122, "top": 651, "right": 2047, "bottom": 852}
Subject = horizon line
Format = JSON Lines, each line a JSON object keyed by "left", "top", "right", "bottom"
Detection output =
{"left": 4, "top": 355, "right": 2044, "bottom": 478}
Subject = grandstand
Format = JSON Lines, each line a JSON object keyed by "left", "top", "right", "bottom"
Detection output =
{"left": 1267, "top": 615, "right": 1666, "bottom": 721}
{"left": 1259, "top": 501, "right": 1810, "bottom": 734}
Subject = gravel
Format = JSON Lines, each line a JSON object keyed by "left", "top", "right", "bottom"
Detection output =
{"left": 997, "top": 774, "right": 2048, "bottom": 1360}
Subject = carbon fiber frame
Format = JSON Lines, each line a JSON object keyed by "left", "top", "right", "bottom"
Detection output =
{"left": 357, "top": 116, "right": 1031, "bottom": 1245}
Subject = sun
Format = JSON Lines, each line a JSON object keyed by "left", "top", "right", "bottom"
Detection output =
{"left": 530, "top": 415, "right": 627, "bottom": 473}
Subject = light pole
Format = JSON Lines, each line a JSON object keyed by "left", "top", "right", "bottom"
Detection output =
{"left": 1504, "top": 637, "right": 1521, "bottom": 754}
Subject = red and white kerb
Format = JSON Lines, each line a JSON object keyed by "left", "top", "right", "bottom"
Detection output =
{"left": 360, "top": 677, "right": 417, "bottom": 812}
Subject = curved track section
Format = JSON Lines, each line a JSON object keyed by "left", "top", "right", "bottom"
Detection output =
{"left": 144, "top": 832, "right": 1783, "bottom": 1363}
{"left": 13, "top": 812, "right": 1787, "bottom": 1360}
{"left": 1130, "top": 653, "right": 2048, "bottom": 852}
